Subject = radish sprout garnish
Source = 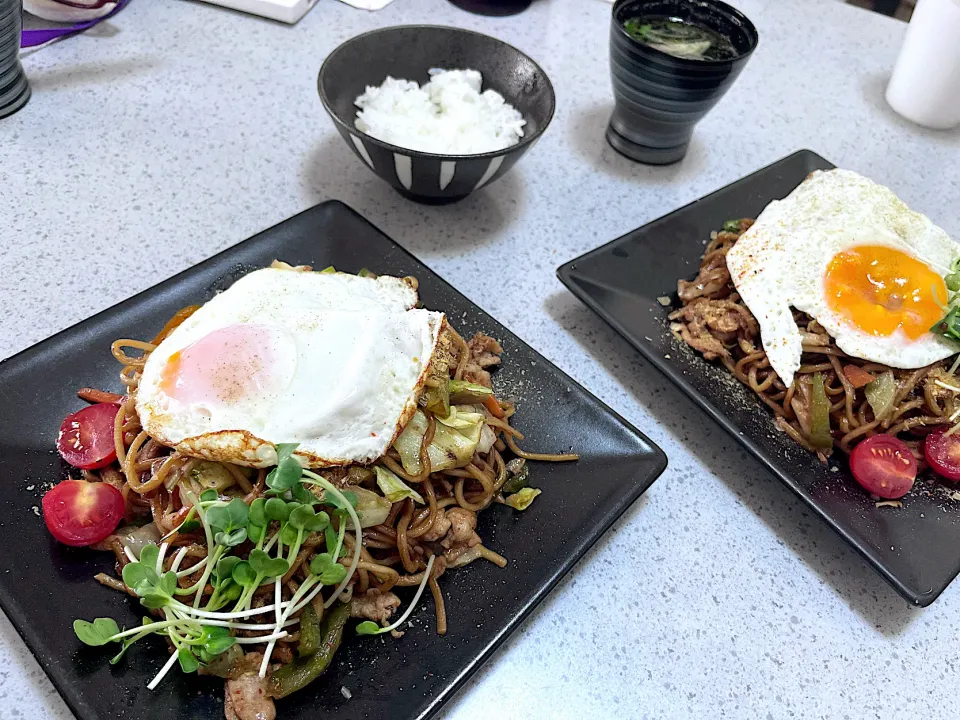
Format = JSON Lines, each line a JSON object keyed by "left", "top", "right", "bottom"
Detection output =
{"left": 72, "top": 443, "right": 364, "bottom": 688}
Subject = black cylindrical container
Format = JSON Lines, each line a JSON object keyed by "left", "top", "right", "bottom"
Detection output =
{"left": 608, "top": 0, "right": 758, "bottom": 164}
{"left": 0, "top": 0, "right": 30, "bottom": 118}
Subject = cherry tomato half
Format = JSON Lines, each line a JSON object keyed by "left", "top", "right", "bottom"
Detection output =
{"left": 849, "top": 435, "right": 917, "bottom": 499}
{"left": 924, "top": 428, "right": 960, "bottom": 481}
{"left": 41, "top": 480, "right": 125, "bottom": 547}
{"left": 57, "top": 403, "right": 120, "bottom": 470}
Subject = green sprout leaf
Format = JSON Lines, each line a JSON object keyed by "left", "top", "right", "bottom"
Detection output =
{"left": 248, "top": 549, "right": 289, "bottom": 579}
{"left": 323, "top": 524, "right": 347, "bottom": 559}
{"left": 108, "top": 617, "right": 155, "bottom": 664}
{"left": 159, "top": 571, "right": 177, "bottom": 596}
{"left": 249, "top": 498, "right": 267, "bottom": 526}
{"left": 178, "top": 648, "right": 200, "bottom": 674}
{"left": 74, "top": 618, "right": 120, "bottom": 646}
{"left": 140, "top": 590, "right": 171, "bottom": 609}
{"left": 194, "top": 625, "right": 236, "bottom": 662}
{"left": 324, "top": 526, "right": 339, "bottom": 558}
{"left": 139, "top": 544, "right": 160, "bottom": 569}
{"left": 265, "top": 497, "right": 293, "bottom": 523}
{"left": 266, "top": 443, "right": 303, "bottom": 492}
{"left": 291, "top": 482, "right": 318, "bottom": 505}
{"left": 110, "top": 638, "right": 134, "bottom": 665}
{"left": 201, "top": 625, "right": 231, "bottom": 640}
{"left": 932, "top": 304, "right": 960, "bottom": 343}
{"left": 232, "top": 561, "right": 256, "bottom": 587}
{"left": 205, "top": 505, "right": 230, "bottom": 532}
{"left": 225, "top": 498, "right": 249, "bottom": 526}
{"left": 247, "top": 523, "right": 266, "bottom": 544}
{"left": 214, "top": 527, "right": 248, "bottom": 547}
{"left": 279, "top": 523, "right": 299, "bottom": 546}
{"left": 178, "top": 517, "right": 201, "bottom": 533}
{"left": 215, "top": 556, "right": 242, "bottom": 583}
{"left": 122, "top": 561, "right": 159, "bottom": 594}
{"left": 289, "top": 505, "right": 329, "bottom": 532}
{"left": 217, "top": 581, "right": 243, "bottom": 605}
{"left": 205, "top": 634, "right": 236, "bottom": 656}
{"left": 200, "top": 488, "right": 219, "bottom": 503}
{"left": 209, "top": 498, "right": 251, "bottom": 547}
{"left": 355, "top": 621, "right": 381, "bottom": 636}
{"left": 309, "top": 552, "right": 347, "bottom": 586}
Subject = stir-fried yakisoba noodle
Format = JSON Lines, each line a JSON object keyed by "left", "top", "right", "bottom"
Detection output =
{"left": 670, "top": 221, "right": 960, "bottom": 484}
{"left": 45, "top": 266, "right": 577, "bottom": 719}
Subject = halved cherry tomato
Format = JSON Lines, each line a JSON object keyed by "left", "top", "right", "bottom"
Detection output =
{"left": 924, "top": 428, "right": 960, "bottom": 481}
{"left": 849, "top": 435, "right": 917, "bottom": 499}
{"left": 41, "top": 480, "right": 125, "bottom": 547}
{"left": 57, "top": 403, "right": 120, "bottom": 469}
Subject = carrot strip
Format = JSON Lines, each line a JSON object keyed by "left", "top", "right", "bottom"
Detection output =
{"left": 483, "top": 395, "right": 506, "bottom": 419}
{"left": 843, "top": 365, "right": 876, "bottom": 389}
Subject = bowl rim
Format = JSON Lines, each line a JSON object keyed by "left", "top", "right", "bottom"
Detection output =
{"left": 611, "top": 0, "right": 760, "bottom": 68}
{"left": 317, "top": 24, "right": 557, "bottom": 162}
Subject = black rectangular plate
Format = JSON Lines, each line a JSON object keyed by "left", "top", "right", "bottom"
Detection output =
{"left": 0, "top": 201, "right": 667, "bottom": 720}
{"left": 557, "top": 149, "right": 960, "bottom": 607}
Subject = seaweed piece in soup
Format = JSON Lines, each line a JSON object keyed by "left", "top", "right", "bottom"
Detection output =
{"left": 623, "top": 17, "right": 738, "bottom": 61}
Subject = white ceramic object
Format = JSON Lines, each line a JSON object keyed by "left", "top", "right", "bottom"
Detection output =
{"left": 198, "top": 0, "right": 318, "bottom": 23}
{"left": 885, "top": 0, "right": 960, "bottom": 130}
{"left": 23, "top": 0, "right": 114, "bottom": 22}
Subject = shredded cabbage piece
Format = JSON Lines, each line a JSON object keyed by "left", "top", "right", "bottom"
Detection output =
{"left": 504, "top": 488, "right": 541, "bottom": 511}
{"left": 352, "top": 487, "right": 392, "bottom": 528}
{"left": 374, "top": 466, "right": 424, "bottom": 504}
{"left": 865, "top": 371, "right": 896, "bottom": 420}
{"left": 393, "top": 408, "right": 484, "bottom": 475}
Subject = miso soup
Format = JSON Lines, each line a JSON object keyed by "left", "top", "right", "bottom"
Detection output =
{"left": 623, "top": 17, "right": 738, "bottom": 61}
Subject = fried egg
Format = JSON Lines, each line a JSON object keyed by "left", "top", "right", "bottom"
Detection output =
{"left": 725, "top": 169, "right": 959, "bottom": 388}
{"left": 136, "top": 266, "right": 446, "bottom": 468}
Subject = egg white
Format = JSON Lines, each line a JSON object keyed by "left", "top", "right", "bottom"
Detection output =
{"left": 136, "top": 267, "right": 445, "bottom": 468}
{"left": 725, "top": 169, "right": 960, "bottom": 388}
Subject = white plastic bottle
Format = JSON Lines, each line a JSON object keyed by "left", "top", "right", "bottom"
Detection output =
{"left": 885, "top": 0, "right": 960, "bottom": 130}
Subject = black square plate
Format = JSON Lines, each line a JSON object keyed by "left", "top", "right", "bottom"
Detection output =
{"left": 557, "top": 149, "right": 960, "bottom": 607}
{"left": 0, "top": 201, "right": 667, "bottom": 720}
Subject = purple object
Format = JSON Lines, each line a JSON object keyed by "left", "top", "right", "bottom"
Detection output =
{"left": 20, "top": 0, "right": 132, "bottom": 48}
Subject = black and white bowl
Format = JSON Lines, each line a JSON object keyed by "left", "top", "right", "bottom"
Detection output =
{"left": 318, "top": 25, "right": 555, "bottom": 205}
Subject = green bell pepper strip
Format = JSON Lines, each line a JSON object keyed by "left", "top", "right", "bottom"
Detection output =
{"left": 268, "top": 602, "right": 350, "bottom": 698}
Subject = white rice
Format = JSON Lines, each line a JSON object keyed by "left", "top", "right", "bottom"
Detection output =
{"left": 354, "top": 69, "right": 526, "bottom": 155}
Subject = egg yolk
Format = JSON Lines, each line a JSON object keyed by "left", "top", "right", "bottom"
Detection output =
{"left": 823, "top": 245, "right": 947, "bottom": 339}
{"left": 160, "top": 324, "right": 295, "bottom": 404}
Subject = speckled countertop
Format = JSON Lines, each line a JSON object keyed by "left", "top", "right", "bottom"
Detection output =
{"left": 3, "top": 0, "right": 960, "bottom": 717}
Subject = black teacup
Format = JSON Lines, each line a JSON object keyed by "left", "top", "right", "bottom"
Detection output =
{"left": 0, "top": 0, "right": 30, "bottom": 119}
{"left": 608, "top": 0, "right": 758, "bottom": 164}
